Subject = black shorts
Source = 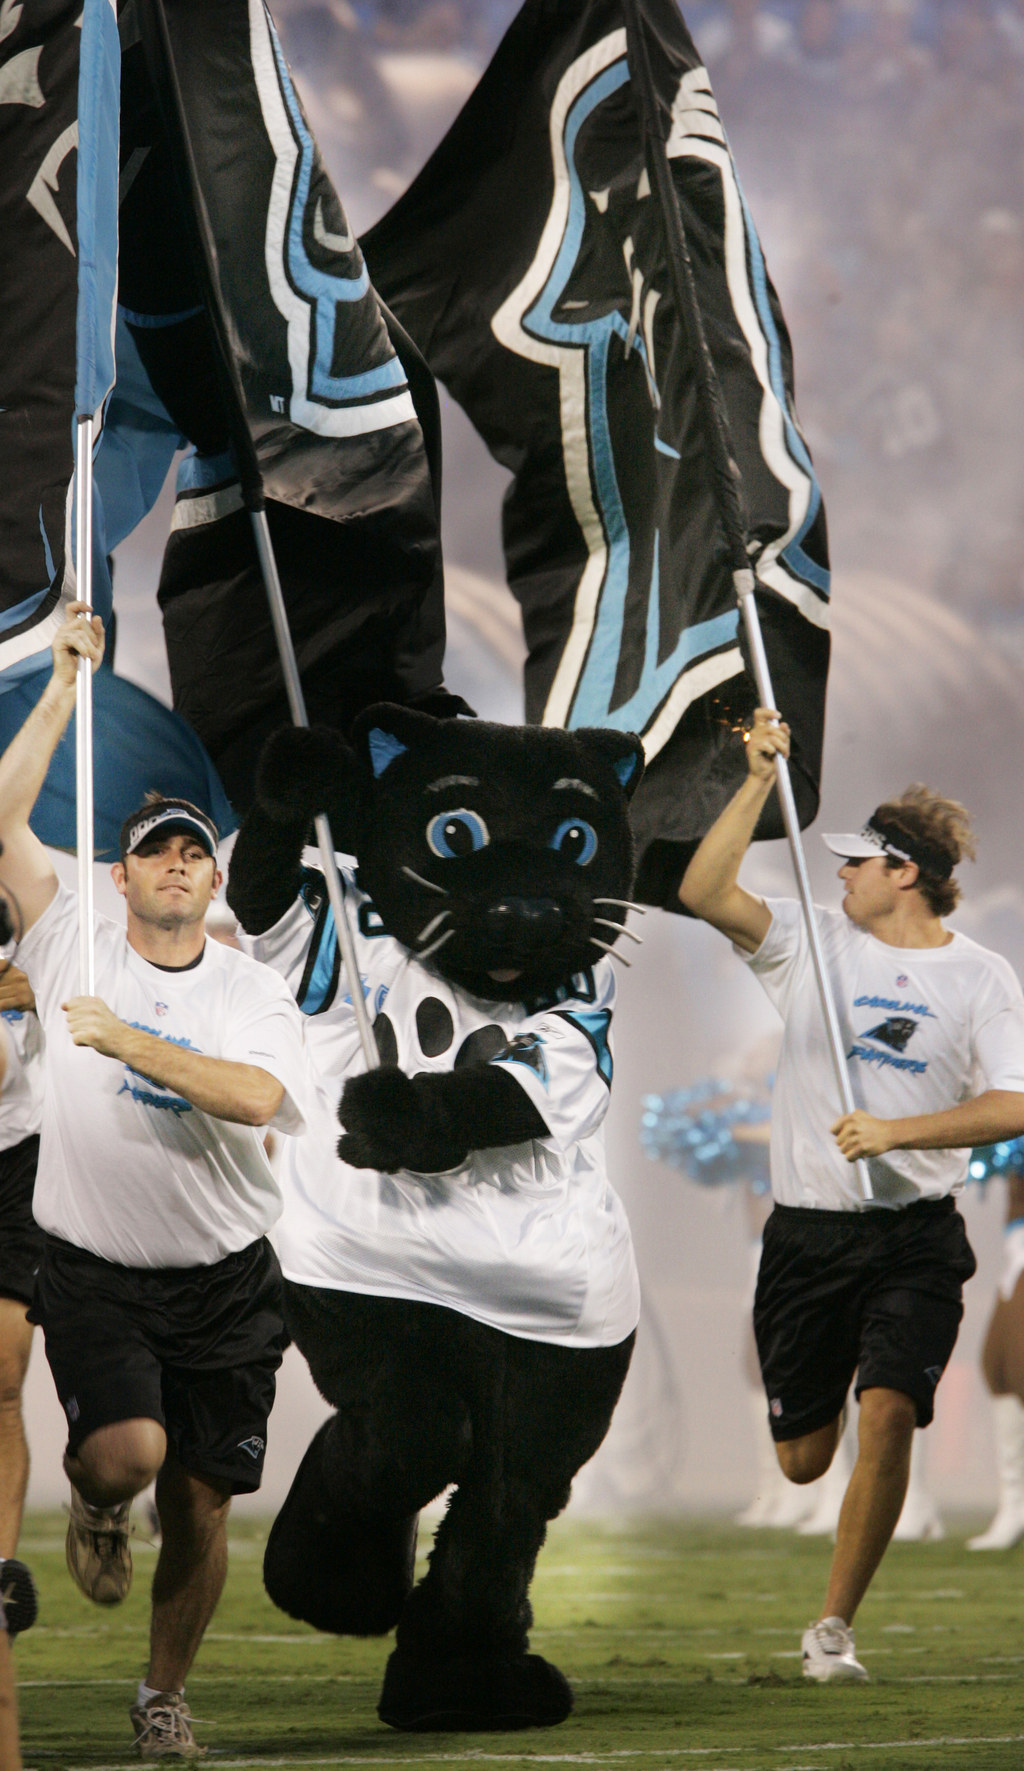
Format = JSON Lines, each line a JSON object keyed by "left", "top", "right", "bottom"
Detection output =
{"left": 31, "top": 1234, "right": 286, "bottom": 1493}
{"left": 753, "top": 1197, "right": 976, "bottom": 1442}
{"left": 0, "top": 1135, "right": 42, "bottom": 1307}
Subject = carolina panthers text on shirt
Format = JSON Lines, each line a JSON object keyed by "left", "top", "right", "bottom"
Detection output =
{"left": 853, "top": 994, "right": 936, "bottom": 1019}
{"left": 115, "top": 1021, "right": 199, "bottom": 1115}
{"left": 847, "top": 1043, "right": 928, "bottom": 1076}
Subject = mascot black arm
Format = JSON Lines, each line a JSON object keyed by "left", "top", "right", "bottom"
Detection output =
{"left": 226, "top": 800, "right": 308, "bottom": 935}
{"left": 226, "top": 726, "right": 355, "bottom": 935}
{"left": 338, "top": 1064, "right": 550, "bottom": 1175}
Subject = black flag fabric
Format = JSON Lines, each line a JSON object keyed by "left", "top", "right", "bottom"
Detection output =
{"left": 0, "top": 0, "right": 456, "bottom": 828}
{"left": 132, "top": 0, "right": 457, "bottom": 801}
{"left": 0, "top": 0, "right": 80, "bottom": 663}
{"left": 362, "top": 0, "right": 830, "bottom": 906}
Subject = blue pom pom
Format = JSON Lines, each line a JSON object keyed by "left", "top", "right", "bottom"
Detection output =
{"left": 965, "top": 1135, "right": 1024, "bottom": 1190}
{"left": 639, "top": 1077, "right": 772, "bottom": 1190}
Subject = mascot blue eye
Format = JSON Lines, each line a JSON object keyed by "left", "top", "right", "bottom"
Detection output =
{"left": 426, "top": 809, "right": 490, "bottom": 859}
{"left": 550, "top": 818, "right": 597, "bottom": 865}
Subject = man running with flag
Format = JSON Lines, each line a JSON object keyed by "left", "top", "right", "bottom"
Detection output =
{"left": 680, "top": 707, "right": 1024, "bottom": 1682}
{"left": 0, "top": 606, "right": 309, "bottom": 1759}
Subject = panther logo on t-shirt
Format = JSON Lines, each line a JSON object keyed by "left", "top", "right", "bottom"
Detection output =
{"left": 862, "top": 1016, "right": 918, "bottom": 1053}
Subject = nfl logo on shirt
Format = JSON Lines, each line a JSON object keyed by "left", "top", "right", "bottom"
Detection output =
{"left": 155, "top": 1002, "right": 169, "bottom": 1017}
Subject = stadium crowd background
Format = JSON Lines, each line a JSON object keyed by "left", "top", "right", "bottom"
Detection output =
{"left": 21, "top": 0, "right": 1024, "bottom": 1522}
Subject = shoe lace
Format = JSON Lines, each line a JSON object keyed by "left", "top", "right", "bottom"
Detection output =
{"left": 94, "top": 1532, "right": 128, "bottom": 1564}
{"left": 815, "top": 1620, "right": 852, "bottom": 1654}
{"left": 139, "top": 1695, "right": 195, "bottom": 1745}
{"left": 67, "top": 1498, "right": 132, "bottom": 1547}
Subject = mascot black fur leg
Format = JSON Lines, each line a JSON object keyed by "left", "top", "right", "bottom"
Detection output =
{"left": 266, "top": 1287, "right": 476, "bottom": 1636}
{"left": 378, "top": 1330, "right": 635, "bottom": 1731}
{"left": 263, "top": 1418, "right": 419, "bottom": 1635}
{"left": 378, "top": 1648, "right": 574, "bottom": 1732}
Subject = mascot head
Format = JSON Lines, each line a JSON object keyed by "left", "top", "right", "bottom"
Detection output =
{"left": 341, "top": 708, "right": 643, "bottom": 1002}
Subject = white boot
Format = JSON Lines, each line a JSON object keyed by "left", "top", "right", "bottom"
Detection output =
{"left": 797, "top": 1423, "right": 854, "bottom": 1536}
{"left": 968, "top": 1394, "right": 1024, "bottom": 1550}
{"left": 893, "top": 1429, "right": 944, "bottom": 1542}
{"left": 735, "top": 1391, "right": 816, "bottom": 1527}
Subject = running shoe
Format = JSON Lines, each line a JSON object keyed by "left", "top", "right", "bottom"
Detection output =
{"left": 801, "top": 1615, "right": 868, "bottom": 1682}
{"left": 0, "top": 1558, "right": 37, "bottom": 1636}
{"left": 130, "top": 1690, "right": 206, "bottom": 1760}
{"left": 65, "top": 1489, "right": 132, "bottom": 1605}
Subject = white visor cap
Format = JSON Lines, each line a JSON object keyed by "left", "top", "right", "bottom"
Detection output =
{"left": 821, "top": 825, "right": 910, "bottom": 863}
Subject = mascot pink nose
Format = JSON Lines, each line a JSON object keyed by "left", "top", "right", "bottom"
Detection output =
{"left": 486, "top": 897, "right": 563, "bottom": 944}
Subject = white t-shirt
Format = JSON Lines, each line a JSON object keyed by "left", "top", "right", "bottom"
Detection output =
{"left": 0, "top": 1010, "right": 43, "bottom": 1149}
{"left": 17, "top": 882, "right": 309, "bottom": 1268}
{"left": 741, "top": 898, "right": 1024, "bottom": 1210}
{"left": 245, "top": 859, "right": 640, "bottom": 1348}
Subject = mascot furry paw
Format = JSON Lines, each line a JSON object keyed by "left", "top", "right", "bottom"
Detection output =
{"left": 227, "top": 708, "right": 644, "bottom": 1731}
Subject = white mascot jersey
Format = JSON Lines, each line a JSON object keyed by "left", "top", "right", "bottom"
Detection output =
{"left": 248, "top": 857, "right": 640, "bottom": 1347}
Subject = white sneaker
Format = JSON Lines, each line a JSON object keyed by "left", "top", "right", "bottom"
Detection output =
{"left": 967, "top": 1503, "right": 1024, "bottom": 1551}
{"left": 801, "top": 1616, "right": 868, "bottom": 1683}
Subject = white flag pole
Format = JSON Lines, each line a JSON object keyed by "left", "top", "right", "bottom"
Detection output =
{"left": 74, "top": 415, "right": 96, "bottom": 998}
{"left": 250, "top": 510, "right": 379, "bottom": 1071}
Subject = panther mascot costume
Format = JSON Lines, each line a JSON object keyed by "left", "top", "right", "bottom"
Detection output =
{"left": 227, "top": 707, "right": 644, "bottom": 1732}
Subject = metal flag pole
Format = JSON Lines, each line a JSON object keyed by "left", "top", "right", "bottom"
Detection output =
{"left": 72, "top": 0, "right": 121, "bottom": 999}
{"left": 623, "top": 0, "right": 872, "bottom": 1201}
{"left": 74, "top": 416, "right": 97, "bottom": 997}
{"left": 250, "top": 512, "right": 379, "bottom": 1071}
{"left": 735, "top": 570, "right": 872, "bottom": 1201}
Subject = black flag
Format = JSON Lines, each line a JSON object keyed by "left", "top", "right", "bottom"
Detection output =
{"left": 128, "top": 0, "right": 459, "bottom": 804}
{"left": 363, "top": 0, "right": 830, "bottom": 906}
{"left": 0, "top": 0, "right": 457, "bottom": 828}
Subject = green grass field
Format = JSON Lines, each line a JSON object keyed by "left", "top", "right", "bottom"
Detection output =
{"left": 12, "top": 1511, "right": 1024, "bottom": 1771}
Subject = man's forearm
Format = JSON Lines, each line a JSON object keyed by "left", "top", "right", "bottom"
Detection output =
{"left": 884, "top": 1090, "right": 1024, "bottom": 1155}
{"left": 0, "top": 677, "right": 75, "bottom": 831}
{"left": 836, "top": 1091, "right": 1024, "bottom": 1161}
{"left": 112, "top": 1024, "right": 285, "bottom": 1126}
{"left": 679, "top": 774, "right": 775, "bottom": 925}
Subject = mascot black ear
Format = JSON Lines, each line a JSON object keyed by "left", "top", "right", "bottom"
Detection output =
{"left": 575, "top": 729, "right": 645, "bottom": 802}
{"left": 351, "top": 703, "right": 445, "bottom": 780}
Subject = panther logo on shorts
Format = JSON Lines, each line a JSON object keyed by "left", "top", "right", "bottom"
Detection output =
{"left": 64, "top": 1396, "right": 80, "bottom": 1423}
{"left": 237, "top": 1435, "right": 266, "bottom": 1460}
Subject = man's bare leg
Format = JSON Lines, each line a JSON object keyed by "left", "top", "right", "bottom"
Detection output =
{"left": 147, "top": 1453, "right": 232, "bottom": 1693}
{"left": 63, "top": 1418, "right": 168, "bottom": 1608}
{"left": 0, "top": 1301, "right": 33, "bottom": 1559}
{"left": 819, "top": 1386, "right": 916, "bottom": 1625}
{"left": 65, "top": 1418, "right": 167, "bottom": 1507}
{"left": 775, "top": 1414, "right": 842, "bottom": 1487}
{"left": 0, "top": 1632, "right": 22, "bottom": 1771}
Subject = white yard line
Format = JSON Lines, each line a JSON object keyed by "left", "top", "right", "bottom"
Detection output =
{"left": 56, "top": 1735, "right": 1024, "bottom": 1771}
